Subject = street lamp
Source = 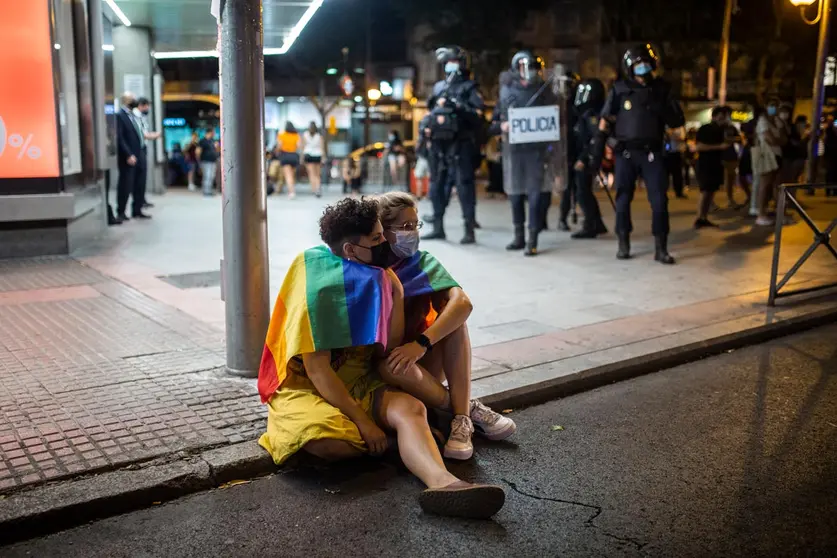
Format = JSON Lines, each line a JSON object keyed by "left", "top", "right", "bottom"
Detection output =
{"left": 789, "top": 0, "right": 831, "bottom": 182}
{"left": 367, "top": 88, "right": 382, "bottom": 101}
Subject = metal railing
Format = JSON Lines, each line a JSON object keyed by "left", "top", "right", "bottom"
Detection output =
{"left": 768, "top": 183, "right": 837, "bottom": 306}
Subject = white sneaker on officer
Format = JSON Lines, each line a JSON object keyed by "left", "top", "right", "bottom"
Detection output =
{"left": 470, "top": 400, "right": 517, "bottom": 441}
{"left": 444, "top": 415, "right": 474, "bottom": 460}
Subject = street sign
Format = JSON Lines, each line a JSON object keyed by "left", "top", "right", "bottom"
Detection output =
{"left": 508, "top": 105, "right": 561, "bottom": 145}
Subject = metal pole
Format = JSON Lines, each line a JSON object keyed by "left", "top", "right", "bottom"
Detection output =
{"left": 807, "top": 0, "right": 832, "bottom": 183}
{"left": 718, "top": 0, "right": 734, "bottom": 106}
{"left": 219, "top": 0, "right": 270, "bottom": 377}
{"left": 767, "top": 185, "right": 787, "bottom": 307}
{"left": 363, "top": 0, "right": 371, "bottom": 148}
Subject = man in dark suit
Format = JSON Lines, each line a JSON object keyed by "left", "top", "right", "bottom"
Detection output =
{"left": 116, "top": 92, "right": 150, "bottom": 221}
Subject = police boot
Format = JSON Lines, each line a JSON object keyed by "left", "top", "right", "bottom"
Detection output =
{"left": 423, "top": 219, "right": 446, "bottom": 241}
{"left": 525, "top": 229, "right": 539, "bottom": 257}
{"left": 617, "top": 233, "right": 631, "bottom": 260}
{"left": 460, "top": 222, "right": 476, "bottom": 245}
{"left": 506, "top": 226, "right": 525, "bottom": 251}
{"left": 654, "top": 235, "right": 676, "bottom": 265}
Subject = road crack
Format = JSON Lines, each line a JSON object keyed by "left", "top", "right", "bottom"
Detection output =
{"left": 503, "top": 479, "right": 648, "bottom": 554}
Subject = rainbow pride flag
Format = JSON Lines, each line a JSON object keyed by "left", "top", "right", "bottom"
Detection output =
{"left": 258, "top": 245, "right": 393, "bottom": 402}
{"left": 393, "top": 251, "right": 460, "bottom": 299}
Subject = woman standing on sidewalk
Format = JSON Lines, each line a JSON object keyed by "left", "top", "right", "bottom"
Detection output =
{"left": 302, "top": 122, "right": 324, "bottom": 198}
{"left": 754, "top": 100, "right": 787, "bottom": 226}
{"left": 277, "top": 122, "right": 301, "bottom": 199}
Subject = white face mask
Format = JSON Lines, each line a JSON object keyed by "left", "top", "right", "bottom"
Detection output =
{"left": 391, "top": 230, "right": 420, "bottom": 259}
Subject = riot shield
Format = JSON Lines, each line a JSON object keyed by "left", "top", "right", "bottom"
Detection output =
{"left": 499, "top": 70, "right": 567, "bottom": 207}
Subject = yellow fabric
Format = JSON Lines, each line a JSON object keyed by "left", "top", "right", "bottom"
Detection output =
{"left": 258, "top": 346, "right": 385, "bottom": 465}
{"left": 278, "top": 131, "right": 300, "bottom": 153}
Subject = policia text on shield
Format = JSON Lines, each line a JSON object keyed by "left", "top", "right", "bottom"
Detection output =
{"left": 590, "top": 44, "right": 686, "bottom": 264}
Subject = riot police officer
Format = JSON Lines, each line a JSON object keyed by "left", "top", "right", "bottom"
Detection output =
{"left": 490, "top": 51, "right": 555, "bottom": 256}
{"left": 592, "top": 44, "right": 685, "bottom": 264}
{"left": 422, "top": 46, "right": 486, "bottom": 245}
{"left": 569, "top": 78, "right": 608, "bottom": 239}
{"left": 558, "top": 71, "right": 581, "bottom": 232}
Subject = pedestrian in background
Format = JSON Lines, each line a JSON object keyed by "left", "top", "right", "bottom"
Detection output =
{"left": 665, "top": 129, "right": 687, "bottom": 199}
{"left": 693, "top": 106, "right": 729, "bottom": 228}
{"left": 823, "top": 112, "right": 837, "bottom": 196}
{"left": 186, "top": 132, "right": 199, "bottom": 191}
{"left": 302, "top": 121, "right": 324, "bottom": 198}
{"left": 754, "top": 99, "right": 786, "bottom": 226}
{"left": 134, "top": 97, "right": 160, "bottom": 212}
{"left": 115, "top": 91, "right": 147, "bottom": 222}
{"left": 277, "top": 122, "right": 301, "bottom": 199}
{"left": 197, "top": 127, "right": 219, "bottom": 197}
{"left": 720, "top": 107, "right": 743, "bottom": 209}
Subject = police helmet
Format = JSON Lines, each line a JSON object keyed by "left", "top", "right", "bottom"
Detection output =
{"left": 622, "top": 44, "right": 661, "bottom": 79}
{"left": 511, "top": 51, "right": 543, "bottom": 81}
{"left": 573, "top": 78, "right": 606, "bottom": 113}
{"left": 436, "top": 46, "right": 471, "bottom": 74}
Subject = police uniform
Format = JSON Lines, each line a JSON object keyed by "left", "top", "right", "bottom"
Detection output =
{"left": 599, "top": 51, "right": 684, "bottom": 263}
{"left": 425, "top": 75, "right": 485, "bottom": 243}
{"left": 491, "top": 60, "right": 555, "bottom": 255}
{"left": 570, "top": 107, "right": 607, "bottom": 237}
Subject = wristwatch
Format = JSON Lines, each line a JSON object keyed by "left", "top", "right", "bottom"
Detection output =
{"left": 416, "top": 334, "right": 433, "bottom": 353}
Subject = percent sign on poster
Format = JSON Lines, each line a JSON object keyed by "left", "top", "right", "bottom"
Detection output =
{"left": 0, "top": 115, "right": 42, "bottom": 160}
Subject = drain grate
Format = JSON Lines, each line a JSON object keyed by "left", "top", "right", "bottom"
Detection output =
{"left": 157, "top": 270, "right": 221, "bottom": 290}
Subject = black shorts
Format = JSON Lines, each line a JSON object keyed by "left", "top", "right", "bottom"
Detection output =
{"left": 279, "top": 152, "right": 300, "bottom": 168}
{"left": 698, "top": 173, "right": 722, "bottom": 193}
{"left": 304, "top": 155, "right": 322, "bottom": 164}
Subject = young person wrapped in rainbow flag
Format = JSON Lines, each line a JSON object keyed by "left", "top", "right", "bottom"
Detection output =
{"left": 373, "top": 192, "right": 517, "bottom": 458}
{"left": 258, "top": 198, "right": 511, "bottom": 519}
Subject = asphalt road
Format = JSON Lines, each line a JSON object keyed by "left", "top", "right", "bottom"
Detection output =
{"left": 4, "top": 324, "right": 837, "bottom": 558}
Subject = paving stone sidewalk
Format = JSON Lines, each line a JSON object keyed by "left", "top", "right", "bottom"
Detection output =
{"left": 0, "top": 257, "right": 265, "bottom": 493}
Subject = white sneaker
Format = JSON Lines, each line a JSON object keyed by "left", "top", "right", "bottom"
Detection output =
{"left": 470, "top": 400, "right": 517, "bottom": 441}
{"left": 755, "top": 216, "right": 775, "bottom": 226}
{"left": 443, "top": 415, "right": 474, "bottom": 460}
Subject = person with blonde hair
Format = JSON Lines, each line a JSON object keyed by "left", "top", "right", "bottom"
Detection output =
{"left": 372, "top": 191, "right": 517, "bottom": 461}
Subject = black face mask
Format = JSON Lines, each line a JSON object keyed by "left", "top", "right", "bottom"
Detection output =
{"left": 356, "top": 241, "right": 395, "bottom": 269}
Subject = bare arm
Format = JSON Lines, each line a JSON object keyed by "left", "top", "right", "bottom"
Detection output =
{"left": 303, "top": 351, "right": 372, "bottom": 426}
{"left": 425, "top": 287, "right": 473, "bottom": 346}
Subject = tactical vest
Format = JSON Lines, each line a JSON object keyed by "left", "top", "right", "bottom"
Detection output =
{"left": 430, "top": 78, "right": 479, "bottom": 143}
{"left": 612, "top": 78, "right": 687, "bottom": 151}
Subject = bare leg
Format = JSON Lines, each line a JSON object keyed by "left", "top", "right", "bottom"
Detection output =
{"left": 303, "top": 438, "right": 363, "bottom": 461}
{"left": 386, "top": 325, "right": 472, "bottom": 417}
{"left": 757, "top": 171, "right": 775, "bottom": 218}
{"left": 283, "top": 165, "right": 296, "bottom": 196}
{"left": 378, "top": 390, "right": 459, "bottom": 489}
{"left": 379, "top": 360, "right": 450, "bottom": 411}
{"left": 307, "top": 163, "right": 321, "bottom": 194}
{"left": 437, "top": 325, "right": 472, "bottom": 417}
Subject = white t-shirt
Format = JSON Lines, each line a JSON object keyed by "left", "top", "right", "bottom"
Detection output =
{"left": 302, "top": 131, "right": 323, "bottom": 157}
